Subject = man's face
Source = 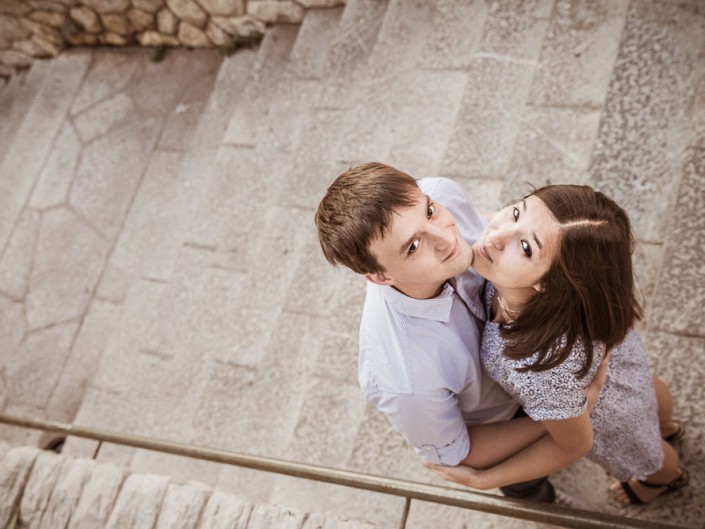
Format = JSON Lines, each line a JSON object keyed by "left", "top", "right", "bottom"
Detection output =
{"left": 366, "top": 188, "right": 474, "bottom": 299}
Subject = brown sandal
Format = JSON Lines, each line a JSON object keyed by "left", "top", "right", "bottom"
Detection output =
{"left": 618, "top": 467, "right": 689, "bottom": 505}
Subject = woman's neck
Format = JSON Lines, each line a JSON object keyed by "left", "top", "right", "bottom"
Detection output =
{"left": 493, "top": 286, "right": 535, "bottom": 322}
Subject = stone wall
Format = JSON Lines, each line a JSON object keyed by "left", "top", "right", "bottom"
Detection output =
{"left": 0, "top": 0, "right": 344, "bottom": 78}
{"left": 0, "top": 443, "right": 378, "bottom": 528}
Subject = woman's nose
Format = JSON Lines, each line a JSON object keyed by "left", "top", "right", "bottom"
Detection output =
{"left": 488, "top": 227, "right": 510, "bottom": 250}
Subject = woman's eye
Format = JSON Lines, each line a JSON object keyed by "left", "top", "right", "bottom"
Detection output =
{"left": 512, "top": 207, "right": 520, "bottom": 221}
{"left": 521, "top": 239, "right": 532, "bottom": 257}
{"left": 408, "top": 239, "right": 420, "bottom": 255}
{"left": 427, "top": 203, "right": 436, "bottom": 219}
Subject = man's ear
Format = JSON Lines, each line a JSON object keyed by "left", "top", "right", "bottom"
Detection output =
{"left": 365, "top": 271, "right": 393, "bottom": 286}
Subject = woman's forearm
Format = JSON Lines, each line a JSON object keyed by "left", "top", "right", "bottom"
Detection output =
{"left": 431, "top": 414, "right": 593, "bottom": 491}
{"left": 462, "top": 417, "right": 547, "bottom": 469}
{"left": 471, "top": 433, "right": 589, "bottom": 489}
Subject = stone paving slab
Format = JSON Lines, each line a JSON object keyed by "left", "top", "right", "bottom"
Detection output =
{"left": 0, "top": 51, "right": 90, "bottom": 255}
{"left": 29, "top": 123, "right": 81, "bottom": 210}
{"left": 0, "top": 68, "right": 44, "bottom": 166}
{"left": 0, "top": 208, "right": 40, "bottom": 302}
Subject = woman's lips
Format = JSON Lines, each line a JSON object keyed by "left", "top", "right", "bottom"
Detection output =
{"left": 479, "top": 241, "right": 492, "bottom": 262}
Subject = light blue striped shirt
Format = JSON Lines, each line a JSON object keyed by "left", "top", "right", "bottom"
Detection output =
{"left": 359, "top": 178, "right": 519, "bottom": 465}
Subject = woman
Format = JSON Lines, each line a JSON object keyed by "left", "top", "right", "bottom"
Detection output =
{"left": 429, "top": 184, "right": 688, "bottom": 504}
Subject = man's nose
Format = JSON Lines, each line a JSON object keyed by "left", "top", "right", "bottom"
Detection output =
{"left": 429, "top": 225, "right": 454, "bottom": 249}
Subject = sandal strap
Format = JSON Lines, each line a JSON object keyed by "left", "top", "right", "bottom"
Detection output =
{"left": 638, "top": 467, "right": 690, "bottom": 490}
{"left": 664, "top": 420, "right": 686, "bottom": 443}
{"left": 619, "top": 481, "right": 645, "bottom": 505}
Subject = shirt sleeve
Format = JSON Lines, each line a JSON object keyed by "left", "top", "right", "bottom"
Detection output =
{"left": 373, "top": 390, "right": 471, "bottom": 465}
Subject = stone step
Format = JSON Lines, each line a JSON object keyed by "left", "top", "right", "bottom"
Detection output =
{"left": 496, "top": 0, "right": 631, "bottom": 209}
{"left": 440, "top": 1, "right": 552, "bottom": 185}
{"left": 588, "top": 0, "right": 705, "bottom": 244}
{"left": 222, "top": 23, "right": 301, "bottom": 147}
{"left": 288, "top": 6, "right": 345, "bottom": 80}
{"left": 318, "top": 0, "right": 389, "bottom": 109}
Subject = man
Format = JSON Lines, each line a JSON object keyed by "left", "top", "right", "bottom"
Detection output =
{"left": 314, "top": 162, "right": 555, "bottom": 502}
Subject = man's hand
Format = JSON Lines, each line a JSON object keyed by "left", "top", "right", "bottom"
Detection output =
{"left": 584, "top": 345, "right": 609, "bottom": 413}
{"left": 424, "top": 462, "right": 491, "bottom": 490}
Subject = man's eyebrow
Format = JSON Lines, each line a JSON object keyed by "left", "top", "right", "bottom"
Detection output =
{"left": 399, "top": 195, "right": 429, "bottom": 255}
{"left": 523, "top": 198, "right": 543, "bottom": 251}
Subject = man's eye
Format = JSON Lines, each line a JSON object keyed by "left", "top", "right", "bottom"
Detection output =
{"left": 408, "top": 239, "right": 420, "bottom": 255}
{"left": 521, "top": 240, "right": 532, "bottom": 257}
{"left": 512, "top": 207, "right": 520, "bottom": 221}
{"left": 427, "top": 203, "right": 436, "bottom": 219}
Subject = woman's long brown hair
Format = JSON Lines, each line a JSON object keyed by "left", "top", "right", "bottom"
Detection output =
{"left": 500, "top": 185, "right": 643, "bottom": 378}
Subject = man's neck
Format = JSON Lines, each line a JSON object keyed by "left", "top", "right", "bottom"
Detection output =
{"left": 392, "top": 279, "right": 449, "bottom": 300}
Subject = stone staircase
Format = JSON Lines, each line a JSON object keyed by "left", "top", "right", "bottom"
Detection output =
{"left": 0, "top": 0, "right": 704, "bottom": 527}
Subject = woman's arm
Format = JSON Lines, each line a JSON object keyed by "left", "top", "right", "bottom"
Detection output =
{"left": 453, "top": 355, "right": 608, "bottom": 472}
{"left": 461, "top": 417, "right": 547, "bottom": 469}
{"left": 430, "top": 411, "right": 593, "bottom": 490}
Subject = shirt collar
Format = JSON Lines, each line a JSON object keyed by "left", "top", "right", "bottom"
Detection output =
{"left": 380, "top": 282, "right": 455, "bottom": 323}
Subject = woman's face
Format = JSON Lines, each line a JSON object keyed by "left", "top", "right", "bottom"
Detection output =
{"left": 471, "top": 195, "right": 560, "bottom": 294}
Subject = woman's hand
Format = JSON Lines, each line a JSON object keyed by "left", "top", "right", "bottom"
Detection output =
{"left": 424, "top": 462, "right": 492, "bottom": 490}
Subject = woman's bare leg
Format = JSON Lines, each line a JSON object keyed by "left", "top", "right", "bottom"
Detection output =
{"left": 653, "top": 375, "right": 679, "bottom": 438}
{"left": 610, "top": 441, "right": 684, "bottom": 504}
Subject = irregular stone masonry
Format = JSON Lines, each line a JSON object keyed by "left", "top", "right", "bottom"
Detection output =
{"left": 0, "top": 444, "right": 378, "bottom": 528}
{"left": 0, "top": 0, "right": 345, "bottom": 78}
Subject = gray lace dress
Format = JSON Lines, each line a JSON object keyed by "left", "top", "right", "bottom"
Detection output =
{"left": 480, "top": 283, "right": 663, "bottom": 481}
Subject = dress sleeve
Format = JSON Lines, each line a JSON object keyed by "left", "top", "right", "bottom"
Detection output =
{"left": 374, "top": 391, "right": 471, "bottom": 465}
{"left": 518, "top": 339, "right": 594, "bottom": 422}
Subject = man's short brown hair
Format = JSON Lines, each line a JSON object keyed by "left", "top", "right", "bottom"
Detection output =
{"left": 314, "top": 162, "right": 420, "bottom": 274}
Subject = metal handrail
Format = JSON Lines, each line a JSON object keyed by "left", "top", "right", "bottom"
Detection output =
{"left": 0, "top": 413, "right": 686, "bottom": 529}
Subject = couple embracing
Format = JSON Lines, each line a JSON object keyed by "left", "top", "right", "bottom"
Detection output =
{"left": 315, "top": 162, "right": 688, "bottom": 507}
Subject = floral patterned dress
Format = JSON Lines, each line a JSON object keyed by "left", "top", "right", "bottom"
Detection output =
{"left": 480, "top": 283, "right": 663, "bottom": 480}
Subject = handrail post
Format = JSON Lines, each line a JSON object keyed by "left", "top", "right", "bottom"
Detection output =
{"left": 398, "top": 498, "right": 411, "bottom": 529}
